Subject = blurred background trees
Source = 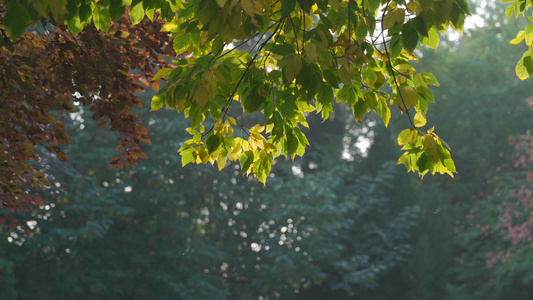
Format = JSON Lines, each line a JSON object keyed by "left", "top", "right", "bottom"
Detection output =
{"left": 3, "top": 1, "right": 533, "bottom": 299}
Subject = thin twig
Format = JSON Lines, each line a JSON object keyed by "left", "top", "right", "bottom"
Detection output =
{"left": 348, "top": 0, "right": 352, "bottom": 44}
{"left": 287, "top": 15, "right": 300, "bottom": 53}
{"left": 380, "top": 1, "right": 417, "bottom": 130}
{"left": 203, "top": 18, "right": 286, "bottom": 137}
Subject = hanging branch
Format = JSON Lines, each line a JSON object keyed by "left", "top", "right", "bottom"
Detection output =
{"left": 202, "top": 17, "right": 287, "bottom": 138}
{"left": 380, "top": 0, "right": 417, "bottom": 131}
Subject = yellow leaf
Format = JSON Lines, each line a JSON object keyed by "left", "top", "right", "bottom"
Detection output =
{"left": 516, "top": 54, "right": 533, "bottom": 81}
{"left": 152, "top": 68, "right": 173, "bottom": 81}
{"left": 217, "top": 156, "right": 227, "bottom": 170}
{"left": 383, "top": 8, "right": 405, "bottom": 30}
{"left": 202, "top": 71, "right": 217, "bottom": 96}
{"left": 161, "top": 22, "right": 177, "bottom": 32}
{"left": 248, "top": 135, "right": 258, "bottom": 149}
{"left": 49, "top": 0, "right": 67, "bottom": 19}
{"left": 198, "top": 148, "right": 209, "bottom": 164}
{"left": 176, "top": 98, "right": 187, "bottom": 113}
{"left": 399, "top": 85, "right": 418, "bottom": 109}
{"left": 414, "top": 111, "right": 427, "bottom": 127}
{"left": 422, "top": 134, "right": 438, "bottom": 161}
{"left": 397, "top": 128, "right": 417, "bottom": 146}
{"left": 228, "top": 116, "right": 237, "bottom": 126}
{"left": 338, "top": 65, "right": 352, "bottom": 86}
{"left": 329, "top": 0, "right": 340, "bottom": 11}
{"left": 393, "top": 64, "right": 416, "bottom": 75}
{"left": 250, "top": 124, "right": 265, "bottom": 134}
{"left": 214, "top": 119, "right": 223, "bottom": 132}
{"left": 241, "top": 0, "right": 256, "bottom": 17}
{"left": 224, "top": 120, "right": 234, "bottom": 135}
{"left": 216, "top": 0, "right": 227, "bottom": 8}
{"left": 303, "top": 13, "right": 314, "bottom": 30}
{"left": 304, "top": 42, "right": 317, "bottom": 64}
{"left": 400, "top": 50, "right": 419, "bottom": 61}
{"left": 193, "top": 86, "right": 211, "bottom": 108}
{"left": 510, "top": 30, "right": 525, "bottom": 45}
{"left": 285, "top": 55, "right": 302, "bottom": 83}
{"left": 526, "top": 32, "right": 533, "bottom": 46}
{"left": 213, "top": 69, "right": 226, "bottom": 82}
{"left": 406, "top": 2, "right": 421, "bottom": 14}
{"left": 242, "top": 140, "right": 251, "bottom": 151}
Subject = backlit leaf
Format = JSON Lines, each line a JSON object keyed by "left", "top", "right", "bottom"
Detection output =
{"left": 398, "top": 129, "right": 417, "bottom": 146}
{"left": 414, "top": 111, "right": 427, "bottom": 127}
{"left": 511, "top": 30, "right": 526, "bottom": 45}
{"left": 151, "top": 93, "right": 165, "bottom": 111}
{"left": 515, "top": 50, "right": 533, "bottom": 81}
{"left": 130, "top": 1, "right": 145, "bottom": 25}
{"left": 193, "top": 86, "right": 211, "bottom": 108}
{"left": 152, "top": 68, "right": 173, "bottom": 81}
{"left": 93, "top": 6, "right": 111, "bottom": 31}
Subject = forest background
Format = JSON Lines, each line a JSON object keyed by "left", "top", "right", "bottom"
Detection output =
{"left": 3, "top": 0, "right": 533, "bottom": 299}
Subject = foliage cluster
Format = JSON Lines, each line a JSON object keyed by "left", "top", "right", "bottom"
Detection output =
{"left": 0, "top": 0, "right": 469, "bottom": 200}
{"left": 3, "top": 1, "right": 533, "bottom": 299}
{"left": 0, "top": 14, "right": 172, "bottom": 208}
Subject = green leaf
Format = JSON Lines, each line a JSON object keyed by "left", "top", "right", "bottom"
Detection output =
{"left": 179, "top": 146, "right": 195, "bottom": 166}
{"left": 280, "top": 94, "right": 298, "bottom": 119}
{"left": 402, "top": 21, "right": 419, "bottom": 53}
{"left": 240, "top": 151, "right": 254, "bottom": 174}
{"left": 336, "top": 85, "right": 356, "bottom": 105}
{"left": 67, "top": 16, "right": 84, "bottom": 35}
{"left": 93, "top": 6, "right": 111, "bottom": 31}
{"left": 505, "top": 3, "right": 514, "bottom": 19}
{"left": 516, "top": 51, "right": 533, "bottom": 81}
{"left": 284, "top": 55, "right": 302, "bottom": 83}
{"left": 413, "top": 16, "right": 428, "bottom": 37}
{"left": 173, "top": 34, "right": 192, "bottom": 54}
{"left": 450, "top": 4, "right": 466, "bottom": 33}
{"left": 281, "top": 0, "right": 296, "bottom": 16}
{"left": 205, "top": 134, "right": 221, "bottom": 153}
{"left": 285, "top": 127, "right": 299, "bottom": 160}
{"left": 79, "top": 2, "right": 92, "bottom": 22}
{"left": 421, "top": 27, "right": 440, "bottom": 50}
{"left": 193, "top": 86, "right": 210, "bottom": 109}
{"left": 151, "top": 93, "right": 166, "bottom": 111}
{"left": 130, "top": 1, "right": 145, "bottom": 25}
{"left": 317, "top": 83, "right": 333, "bottom": 105}
{"left": 377, "top": 97, "right": 391, "bottom": 127}
{"left": 3, "top": 1, "right": 31, "bottom": 38}
{"left": 48, "top": 0, "right": 67, "bottom": 19}
{"left": 455, "top": 0, "right": 471, "bottom": 15}
{"left": 398, "top": 85, "right": 419, "bottom": 110}
{"left": 394, "top": 64, "right": 416, "bottom": 75}
{"left": 390, "top": 33, "right": 402, "bottom": 58}
{"left": 110, "top": 1, "right": 126, "bottom": 21}
{"left": 242, "top": 93, "right": 265, "bottom": 113}
{"left": 383, "top": 8, "right": 404, "bottom": 30}
{"left": 352, "top": 99, "right": 368, "bottom": 123}
{"left": 152, "top": 68, "right": 173, "bottom": 81}
{"left": 415, "top": 72, "right": 440, "bottom": 87}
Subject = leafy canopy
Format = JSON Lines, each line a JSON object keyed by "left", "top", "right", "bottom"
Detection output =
{"left": 1, "top": 0, "right": 477, "bottom": 182}
{"left": 0, "top": 15, "right": 172, "bottom": 207}
{"left": 506, "top": 0, "right": 533, "bottom": 81}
